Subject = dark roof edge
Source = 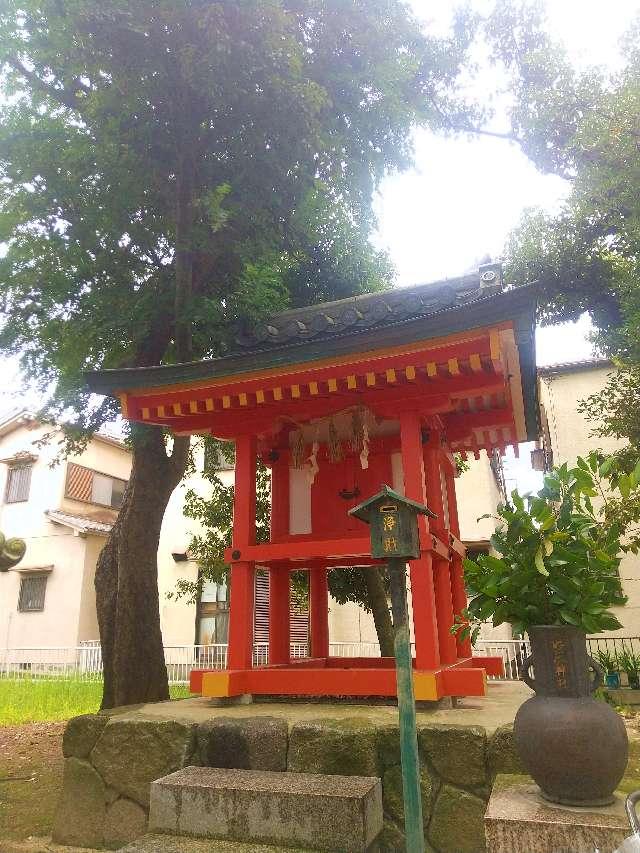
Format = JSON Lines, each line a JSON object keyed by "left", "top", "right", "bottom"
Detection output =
{"left": 87, "top": 283, "right": 537, "bottom": 399}
{"left": 537, "top": 357, "right": 611, "bottom": 377}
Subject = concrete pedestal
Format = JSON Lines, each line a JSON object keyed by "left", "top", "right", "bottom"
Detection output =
{"left": 485, "top": 776, "right": 631, "bottom": 853}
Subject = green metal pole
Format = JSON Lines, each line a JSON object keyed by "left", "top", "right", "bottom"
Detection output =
{"left": 388, "top": 556, "right": 425, "bottom": 853}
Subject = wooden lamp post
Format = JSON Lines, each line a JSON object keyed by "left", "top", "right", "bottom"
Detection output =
{"left": 350, "top": 485, "right": 436, "bottom": 853}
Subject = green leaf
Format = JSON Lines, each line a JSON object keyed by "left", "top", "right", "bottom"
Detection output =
{"left": 560, "top": 610, "right": 580, "bottom": 626}
{"left": 534, "top": 548, "right": 549, "bottom": 576}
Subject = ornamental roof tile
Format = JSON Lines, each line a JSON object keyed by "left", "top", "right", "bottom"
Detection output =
{"left": 233, "top": 263, "right": 504, "bottom": 353}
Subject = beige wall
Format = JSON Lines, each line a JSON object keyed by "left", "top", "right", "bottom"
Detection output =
{"left": 0, "top": 421, "right": 130, "bottom": 649}
{"left": 539, "top": 364, "right": 640, "bottom": 637}
{"left": 157, "top": 445, "right": 235, "bottom": 646}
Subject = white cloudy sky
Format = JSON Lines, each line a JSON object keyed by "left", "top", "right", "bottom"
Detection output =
{"left": 375, "top": 0, "right": 639, "bottom": 368}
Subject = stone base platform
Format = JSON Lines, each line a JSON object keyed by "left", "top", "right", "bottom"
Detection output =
{"left": 119, "top": 835, "right": 315, "bottom": 852}
{"left": 49, "top": 682, "right": 640, "bottom": 853}
{"left": 485, "top": 775, "right": 632, "bottom": 853}
{"left": 52, "top": 681, "right": 531, "bottom": 853}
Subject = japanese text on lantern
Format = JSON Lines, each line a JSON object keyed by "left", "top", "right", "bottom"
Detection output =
{"left": 383, "top": 536, "right": 398, "bottom": 553}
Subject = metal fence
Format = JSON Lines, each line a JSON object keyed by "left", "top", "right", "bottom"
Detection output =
{"left": 0, "top": 641, "right": 370, "bottom": 684}
{"left": 2, "top": 637, "right": 636, "bottom": 685}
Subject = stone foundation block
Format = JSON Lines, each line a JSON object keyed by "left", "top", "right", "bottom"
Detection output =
{"left": 91, "top": 718, "right": 196, "bottom": 807}
{"left": 428, "top": 783, "right": 487, "bottom": 853}
{"left": 104, "top": 797, "right": 148, "bottom": 849}
{"left": 52, "top": 757, "right": 106, "bottom": 848}
{"left": 63, "top": 713, "right": 109, "bottom": 759}
{"left": 149, "top": 766, "right": 383, "bottom": 852}
{"left": 419, "top": 724, "right": 487, "bottom": 787}
{"left": 485, "top": 775, "right": 629, "bottom": 853}
{"left": 197, "top": 716, "right": 287, "bottom": 771}
{"left": 287, "top": 719, "right": 379, "bottom": 777}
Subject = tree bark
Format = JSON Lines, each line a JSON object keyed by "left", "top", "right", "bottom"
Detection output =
{"left": 96, "top": 426, "right": 189, "bottom": 708}
{"left": 363, "top": 567, "right": 395, "bottom": 657}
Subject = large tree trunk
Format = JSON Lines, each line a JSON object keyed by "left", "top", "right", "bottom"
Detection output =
{"left": 363, "top": 567, "right": 395, "bottom": 657}
{"left": 96, "top": 426, "right": 189, "bottom": 709}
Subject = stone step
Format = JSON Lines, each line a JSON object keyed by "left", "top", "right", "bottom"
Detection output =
{"left": 148, "top": 766, "right": 383, "bottom": 852}
{"left": 119, "top": 833, "right": 313, "bottom": 852}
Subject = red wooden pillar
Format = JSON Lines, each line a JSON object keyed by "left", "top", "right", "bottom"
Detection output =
{"left": 444, "top": 463, "right": 472, "bottom": 658}
{"left": 309, "top": 567, "right": 329, "bottom": 659}
{"left": 227, "top": 434, "right": 257, "bottom": 671}
{"left": 399, "top": 410, "right": 440, "bottom": 670}
{"left": 269, "top": 567, "right": 291, "bottom": 665}
{"left": 424, "top": 446, "right": 457, "bottom": 665}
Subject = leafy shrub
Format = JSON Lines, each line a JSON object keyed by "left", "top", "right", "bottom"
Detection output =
{"left": 455, "top": 452, "right": 633, "bottom": 641}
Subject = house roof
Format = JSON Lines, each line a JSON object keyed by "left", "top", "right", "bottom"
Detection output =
{"left": 0, "top": 408, "right": 126, "bottom": 449}
{"left": 46, "top": 509, "right": 114, "bottom": 536}
{"left": 537, "top": 357, "right": 612, "bottom": 377}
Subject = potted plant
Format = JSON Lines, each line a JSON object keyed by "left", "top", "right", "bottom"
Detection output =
{"left": 594, "top": 648, "right": 621, "bottom": 689}
{"left": 618, "top": 645, "right": 640, "bottom": 690}
{"left": 455, "top": 452, "right": 633, "bottom": 806}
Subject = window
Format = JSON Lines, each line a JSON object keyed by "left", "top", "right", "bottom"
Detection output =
{"left": 18, "top": 574, "right": 47, "bottom": 612}
{"left": 65, "top": 463, "right": 126, "bottom": 509}
{"left": 5, "top": 464, "right": 32, "bottom": 503}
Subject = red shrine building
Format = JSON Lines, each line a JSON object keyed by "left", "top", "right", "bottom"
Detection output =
{"left": 89, "top": 263, "right": 537, "bottom": 702}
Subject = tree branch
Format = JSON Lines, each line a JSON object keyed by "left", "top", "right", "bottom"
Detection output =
{"left": 5, "top": 56, "right": 83, "bottom": 111}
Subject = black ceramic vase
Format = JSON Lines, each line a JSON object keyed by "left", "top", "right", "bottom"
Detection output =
{"left": 514, "top": 625, "right": 628, "bottom": 806}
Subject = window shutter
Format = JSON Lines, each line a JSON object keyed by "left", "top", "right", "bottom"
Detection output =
{"left": 65, "top": 463, "right": 94, "bottom": 502}
{"left": 255, "top": 571, "right": 310, "bottom": 649}
{"left": 5, "top": 464, "right": 32, "bottom": 503}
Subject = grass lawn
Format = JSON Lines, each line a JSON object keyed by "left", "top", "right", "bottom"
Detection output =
{"left": 0, "top": 679, "right": 192, "bottom": 844}
{"left": 0, "top": 678, "right": 192, "bottom": 725}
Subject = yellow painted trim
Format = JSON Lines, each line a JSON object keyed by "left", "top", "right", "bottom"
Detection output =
{"left": 385, "top": 368, "right": 396, "bottom": 384}
{"left": 426, "top": 362, "right": 438, "bottom": 378}
{"left": 223, "top": 396, "right": 231, "bottom": 409}
{"left": 501, "top": 328, "right": 527, "bottom": 442}
{"left": 239, "top": 393, "right": 248, "bottom": 407}
{"left": 256, "top": 389, "right": 265, "bottom": 404}
{"left": 328, "top": 378, "right": 338, "bottom": 393}
{"left": 142, "top": 407, "right": 150, "bottom": 420}
{"left": 201, "top": 671, "right": 231, "bottom": 698}
{"left": 273, "top": 387, "right": 283, "bottom": 401}
{"left": 173, "top": 403, "right": 182, "bottom": 416}
{"left": 447, "top": 358, "right": 460, "bottom": 376}
{"left": 490, "top": 330, "right": 502, "bottom": 371}
{"left": 189, "top": 400, "right": 199, "bottom": 414}
{"left": 157, "top": 405, "right": 166, "bottom": 418}
{"left": 366, "top": 372, "right": 376, "bottom": 387}
{"left": 469, "top": 353, "right": 482, "bottom": 373}
{"left": 205, "top": 398, "right": 215, "bottom": 412}
{"left": 119, "top": 395, "right": 130, "bottom": 418}
{"left": 309, "top": 381, "right": 319, "bottom": 396}
{"left": 405, "top": 365, "right": 416, "bottom": 381}
{"left": 291, "top": 384, "right": 301, "bottom": 399}
{"left": 413, "top": 672, "right": 440, "bottom": 701}
{"left": 346, "top": 374, "right": 357, "bottom": 390}
{"left": 125, "top": 324, "right": 512, "bottom": 399}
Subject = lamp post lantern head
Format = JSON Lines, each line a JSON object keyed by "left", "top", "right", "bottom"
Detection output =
{"left": 349, "top": 484, "right": 436, "bottom": 560}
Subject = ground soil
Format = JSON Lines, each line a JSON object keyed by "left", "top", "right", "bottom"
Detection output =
{"left": 0, "top": 722, "right": 65, "bottom": 843}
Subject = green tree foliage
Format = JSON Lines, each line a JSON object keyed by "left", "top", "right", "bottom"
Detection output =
{"left": 456, "top": 453, "right": 632, "bottom": 642}
{"left": 485, "top": 2, "right": 640, "bottom": 547}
